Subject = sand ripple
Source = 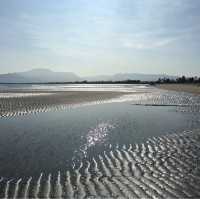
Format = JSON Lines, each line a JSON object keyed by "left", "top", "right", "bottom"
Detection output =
{"left": 131, "top": 91, "right": 200, "bottom": 113}
{"left": 0, "top": 92, "right": 127, "bottom": 118}
{"left": 0, "top": 129, "right": 200, "bottom": 198}
{"left": 1, "top": 90, "right": 200, "bottom": 118}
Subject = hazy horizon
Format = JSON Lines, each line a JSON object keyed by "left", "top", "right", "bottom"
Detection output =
{"left": 0, "top": 67, "right": 179, "bottom": 77}
{"left": 0, "top": 0, "right": 200, "bottom": 76}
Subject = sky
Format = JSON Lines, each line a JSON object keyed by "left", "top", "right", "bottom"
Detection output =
{"left": 0, "top": 0, "right": 199, "bottom": 76}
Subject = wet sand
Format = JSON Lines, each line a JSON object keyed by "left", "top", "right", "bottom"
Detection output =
{"left": 0, "top": 129, "right": 200, "bottom": 198}
{"left": 157, "top": 84, "right": 200, "bottom": 95}
{"left": 0, "top": 91, "right": 131, "bottom": 117}
{"left": 0, "top": 86, "right": 200, "bottom": 197}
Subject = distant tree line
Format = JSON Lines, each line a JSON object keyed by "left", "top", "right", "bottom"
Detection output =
{"left": 156, "top": 76, "right": 200, "bottom": 84}
{"left": 72, "top": 80, "right": 142, "bottom": 84}
{"left": 45, "top": 77, "right": 200, "bottom": 84}
{"left": 5, "top": 80, "right": 143, "bottom": 84}
{"left": 1, "top": 76, "right": 199, "bottom": 85}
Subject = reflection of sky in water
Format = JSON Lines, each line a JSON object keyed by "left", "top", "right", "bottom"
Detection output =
{"left": 0, "top": 92, "right": 52, "bottom": 98}
{"left": 0, "top": 84, "right": 152, "bottom": 92}
{"left": 0, "top": 102, "right": 200, "bottom": 178}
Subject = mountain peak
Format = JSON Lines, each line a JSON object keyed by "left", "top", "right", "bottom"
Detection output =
{"left": 28, "top": 68, "right": 53, "bottom": 73}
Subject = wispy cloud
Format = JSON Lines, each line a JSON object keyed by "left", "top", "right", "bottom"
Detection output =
{"left": 122, "top": 37, "right": 178, "bottom": 49}
{"left": 0, "top": 0, "right": 200, "bottom": 75}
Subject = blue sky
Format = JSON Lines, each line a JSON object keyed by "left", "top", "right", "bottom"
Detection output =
{"left": 0, "top": 0, "right": 199, "bottom": 76}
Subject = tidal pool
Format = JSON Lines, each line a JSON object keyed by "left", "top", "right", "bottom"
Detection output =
{"left": 0, "top": 102, "right": 199, "bottom": 179}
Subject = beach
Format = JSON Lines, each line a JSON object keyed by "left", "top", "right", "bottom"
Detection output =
{"left": 0, "top": 91, "right": 134, "bottom": 117}
{"left": 0, "top": 83, "right": 150, "bottom": 117}
{"left": 0, "top": 84, "right": 200, "bottom": 198}
{"left": 157, "top": 83, "right": 200, "bottom": 95}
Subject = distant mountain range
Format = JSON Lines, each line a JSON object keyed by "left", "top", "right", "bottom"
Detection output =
{"left": 0, "top": 69, "right": 81, "bottom": 83}
{"left": 0, "top": 68, "right": 177, "bottom": 83}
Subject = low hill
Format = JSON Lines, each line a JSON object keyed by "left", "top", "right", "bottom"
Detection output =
{"left": 0, "top": 69, "right": 177, "bottom": 83}
{"left": 0, "top": 69, "right": 81, "bottom": 83}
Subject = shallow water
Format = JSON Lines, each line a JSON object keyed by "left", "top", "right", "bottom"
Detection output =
{"left": 0, "top": 83, "right": 151, "bottom": 92}
{"left": 0, "top": 85, "right": 200, "bottom": 198}
{"left": 0, "top": 102, "right": 200, "bottom": 179}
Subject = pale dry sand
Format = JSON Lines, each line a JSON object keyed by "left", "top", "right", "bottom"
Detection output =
{"left": 157, "top": 83, "right": 200, "bottom": 95}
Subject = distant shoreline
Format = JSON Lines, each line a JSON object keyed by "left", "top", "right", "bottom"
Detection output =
{"left": 157, "top": 83, "right": 200, "bottom": 95}
{"left": 0, "top": 80, "right": 148, "bottom": 85}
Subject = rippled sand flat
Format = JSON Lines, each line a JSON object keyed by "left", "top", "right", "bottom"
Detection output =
{"left": 0, "top": 84, "right": 152, "bottom": 118}
{"left": 131, "top": 90, "right": 200, "bottom": 113}
{"left": 0, "top": 91, "right": 132, "bottom": 118}
{"left": 0, "top": 84, "right": 200, "bottom": 198}
{"left": 0, "top": 129, "right": 200, "bottom": 198}
{"left": 1, "top": 84, "right": 200, "bottom": 118}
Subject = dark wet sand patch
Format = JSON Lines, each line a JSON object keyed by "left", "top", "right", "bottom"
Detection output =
{"left": 0, "top": 91, "right": 132, "bottom": 117}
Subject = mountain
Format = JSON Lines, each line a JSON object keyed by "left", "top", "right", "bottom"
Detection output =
{"left": 0, "top": 69, "right": 81, "bottom": 83}
{"left": 0, "top": 73, "right": 29, "bottom": 83}
{"left": 20, "top": 68, "right": 81, "bottom": 82}
{"left": 0, "top": 69, "right": 177, "bottom": 83}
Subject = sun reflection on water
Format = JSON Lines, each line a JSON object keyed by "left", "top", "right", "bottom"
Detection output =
{"left": 72, "top": 122, "right": 115, "bottom": 164}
